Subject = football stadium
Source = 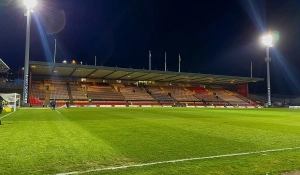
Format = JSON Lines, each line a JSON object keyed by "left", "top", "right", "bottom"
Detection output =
{"left": 1, "top": 59, "right": 300, "bottom": 175}
{"left": 2, "top": 1, "right": 300, "bottom": 175}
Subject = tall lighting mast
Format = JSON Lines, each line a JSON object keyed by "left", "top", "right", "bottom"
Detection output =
{"left": 262, "top": 34, "right": 273, "bottom": 107}
{"left": 22, "top": 0, "right": 37, "bottom": 106}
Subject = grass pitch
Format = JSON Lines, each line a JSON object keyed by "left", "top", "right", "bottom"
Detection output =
{"left": 1, "top": 107, "right": 300, "bottom": 175}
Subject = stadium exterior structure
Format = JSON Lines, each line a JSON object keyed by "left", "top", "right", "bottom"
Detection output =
{"left": 28, "top": 61, "right": 264, "bottom": 107}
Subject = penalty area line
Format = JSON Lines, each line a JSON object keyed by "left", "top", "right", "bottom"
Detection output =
{"left": 0, "top": 112, "right": 14, "bottom": 120}
{"left": 56, "top": 146, "right": 300, "bottom": 175}
{"left": 55, "top": 110, "right": 61, "bottom": 114}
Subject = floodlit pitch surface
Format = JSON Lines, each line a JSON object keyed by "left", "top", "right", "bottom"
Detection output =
{"left": 1, "top": 108, "right": 300, "bottom": 175}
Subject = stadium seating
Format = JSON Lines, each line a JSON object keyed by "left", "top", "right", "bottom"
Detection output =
{"left": 162, "top": 86, "right": 199, "bottom": 102}
{"left": 29, "top": 81, "right": 45, "bottom": 106}
{"left": 208, "top": 88, "right": 252, "bottom": 106}
{"left": 145, "top": 86, "right": 177, "bottom": 106}
{"left": 49, "top": 82, "right": 69, "bottom": 100}
{"left": 69, "top": 83, "right": 88, "bottom": 100}
{"left": 121, "top": 85, "right": 152, "bottom": 99}
{"left": 186, "top": 87, "right": 208, "bottom": 94}
{"left": 87, "top": 85, "right": 124, "bottom": 101}
{"left": 119, "top": 85, "right": 158, "bottom": 106}
{"left": 28, "top": 79, "right": 257, "bottom": 108}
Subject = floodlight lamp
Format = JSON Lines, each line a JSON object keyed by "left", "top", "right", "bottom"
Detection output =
{"left": 23, "top": 0, "right": 37, "bottom": 9}
{"left": 262, "top": 34, "right": 273, "bottom": 47}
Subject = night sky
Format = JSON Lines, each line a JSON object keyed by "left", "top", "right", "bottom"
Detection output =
{"left": 1, "top": 0, "right": 300, "bottom": 95}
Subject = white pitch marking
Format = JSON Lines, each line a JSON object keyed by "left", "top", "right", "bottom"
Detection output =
{"left": 0, "top": 112, "right": 14, "bottom": 119}
{"left": 55, "top": 110, "right": 61, "bottom": 114}
{"left": 56, "top": 146, "right": 300, "bottom": 175}
{"left": 21, "top": 108, "right": 51, "bottom": 110}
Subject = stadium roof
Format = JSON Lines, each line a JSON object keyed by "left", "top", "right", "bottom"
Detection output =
{"left": 29, "top": 61, "right": 263, "bottom": 85}
{"left": 0, "top": 59, "right": 10, "bottom": 73}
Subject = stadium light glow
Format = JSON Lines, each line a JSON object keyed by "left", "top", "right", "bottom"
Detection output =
{"left": 262, "top": 33, "right": 274, "bottom": 107}
{"left": 262, "top": 34, "right": 273, "bottom": 47}
{"left": 22, "top": 0, "right": 37, "bottom": 106}
{"left": 23, "top": 0, "right": 37, "bottom": 9}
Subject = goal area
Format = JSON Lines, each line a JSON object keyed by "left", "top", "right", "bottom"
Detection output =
{"left": 0, "top": 93, "right": 21, "bottom": 112}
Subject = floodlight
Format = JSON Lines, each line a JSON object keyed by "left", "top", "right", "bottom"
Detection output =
{"left": 23, "top": 0, "right": 37, "bottom": 9}
{"left": 262, "top": 34, "right": 273, "bottom": 47}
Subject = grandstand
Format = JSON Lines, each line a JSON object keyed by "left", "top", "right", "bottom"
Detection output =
{"left": 28, "top": 61, "right": 263, "bottom": 107}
